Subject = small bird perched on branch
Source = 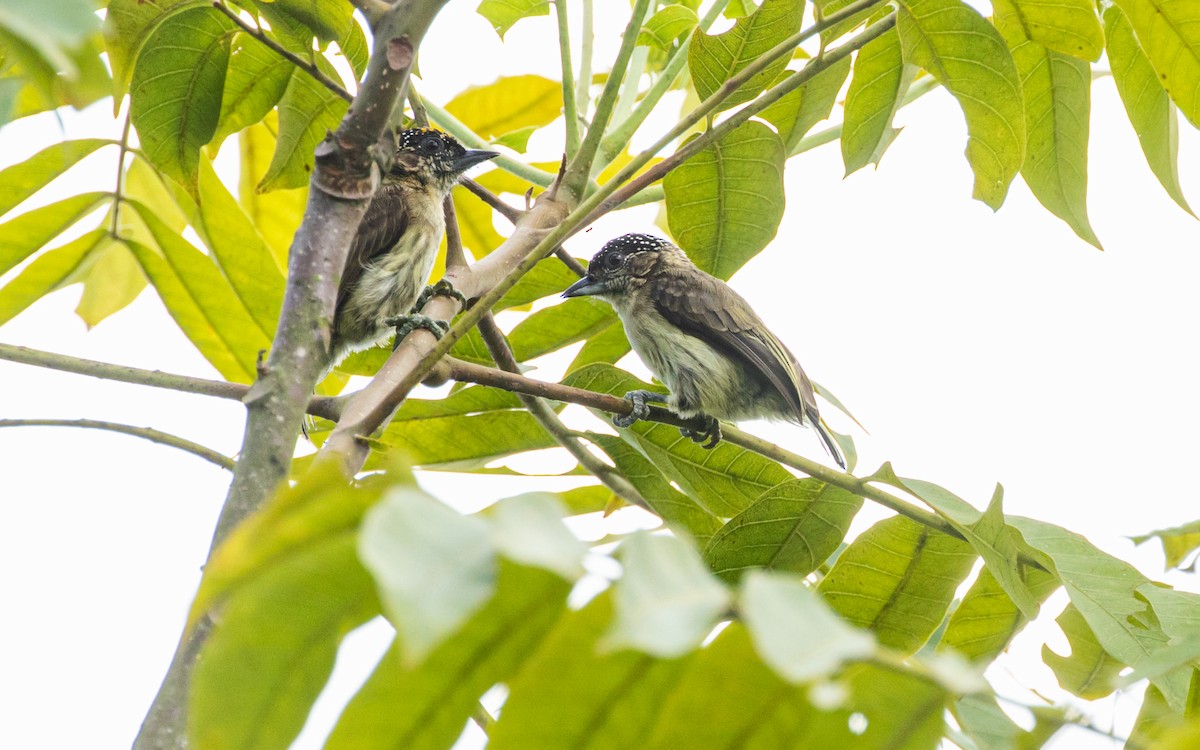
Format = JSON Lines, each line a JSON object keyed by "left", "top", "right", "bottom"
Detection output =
{"left": 329, "top": 128, "right": 498, "bottom": 366}
{"left": 563, "top": 233, "right": 844, "bottom": 469}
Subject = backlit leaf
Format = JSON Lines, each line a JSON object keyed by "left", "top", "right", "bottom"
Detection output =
{"left": 1133, "top": 518, "right": 1200, "bottom": 571}
{"left": 476, "top": 0, "right": 549, "bottom": 39}
{"left": 129, "top": 7, "right": 234, "bottom": 193}
{"left": 664, "top": 120, "right": 786, "bottom": 279}
{"left": 102, "top": 0, "right": 204, "bottom": 102}
{"left": 1111, "top": 0, "right": 1200, "bottom": 127}
{"left": 0, "top": 192, "right": 107, "bottom": 276}
{"left": 841, "top": 27, "right": 912, "bottom": 174}
{"left": 1006, "top": 0, "right": 1103, "bottom": 61}
{"left": 1042, "top": 603, "right": 1125, "bottom": 699}
{"left": 0, "top": 229, "right": 106, "bottom": 326}
{"left": 213, "top": 32, "right": 294, "bottom": 145}
{"left": 506, "top": 296, "right": 616, "bottom": 361}
{"left": 486, "top": 493, "right": 586, "bottom": 580}
{"left": 705, "top": 478, "right": 863, "bottom": 583}
{"left": 896, "top": 0, "right": 1025, "bottom": 209}
{"left": 819, "top": 515, "right": 975, "bottom": 653}
{"left": 444, "top": 74, "right": 562, "bottom": 139}
{"left": 688, "top": 0, "right": 804, "bottom": 111}
{"left": 637, "top": 6, "right": 699, "bottom": 50}
{"left": 0, "top": 138, "right": 108, "bottom": 218}
{"left": 259, "top": 61, "right": 348, "bottom": 192}
{"left": 760, "top": 56, "right": 851, "bottom": 153}
{"left": 74, "top": 238, "right": 146, "bottom": 327}
{"left": 239, "top": 116, "right": 306, "bottom": 267}
{"left": 939, "top": 565, "right": 1059, "bottom": 662}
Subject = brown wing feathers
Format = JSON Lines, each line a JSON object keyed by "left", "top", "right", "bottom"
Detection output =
{"left": 336, "top": 186, "right": 410, "bottom": 311}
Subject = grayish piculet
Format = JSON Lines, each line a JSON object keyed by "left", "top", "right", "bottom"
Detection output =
{"left": 563, "top": 233, "right": 844, "bottom": 469}
{"left": 329, "top": 128, "right": 498, "bottom": 365}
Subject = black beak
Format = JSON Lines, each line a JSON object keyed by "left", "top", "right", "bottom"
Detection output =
{"left": 452, "top": 149, "right": 500, "bottom": 173}
{"left": 562, "top": 276, "right": 607, "bottom": 298}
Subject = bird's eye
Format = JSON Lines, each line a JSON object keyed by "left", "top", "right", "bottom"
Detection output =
{"left": 421, "top": 137, "right": 444, "bottom": 154}
{"left": 603, "top": 253, "right": 624, "bottom": 271}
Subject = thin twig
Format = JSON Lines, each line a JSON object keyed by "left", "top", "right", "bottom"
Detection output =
{"left": 0, "top": 342, "right": 344, "bottom": 419}
{"left": 408, "top": 86, "right": 430, "bottom": 127}
{"left": 0, "top": 419, "right": 235, "bottom": 470}
{"left": 555, "top": 249, "right": 587, "bottom": 276}
{"left": 476, "top": 315, "right": 649, "bottom": 509}
{"left": 213, "top": 1, "right": 353, "bottom": 104}
{"left": 109, "top": 108, "right": 133, "bottom": 238}
{"left": 460, "top": 178, "right": 523, "bottom": 223}
{"left": 554, "top": 0, "right": 581, "bottom": 156}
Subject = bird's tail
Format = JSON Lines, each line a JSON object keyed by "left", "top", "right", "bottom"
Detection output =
{"left": 814, "top": 417, "right": 846, "bottom": 470}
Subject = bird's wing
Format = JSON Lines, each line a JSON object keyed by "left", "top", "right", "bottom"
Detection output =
{"left": 336, "top": 186, "right": 411, "bottom": 312}
{"left": 652, "top": 270, "right": 820, "bottom": 425}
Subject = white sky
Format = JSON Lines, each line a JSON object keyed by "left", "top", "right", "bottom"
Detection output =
{"left": 2, "top": 2, "right": 1199, "bottom": 748}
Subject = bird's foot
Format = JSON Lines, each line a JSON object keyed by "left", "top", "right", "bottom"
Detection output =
{"left": 412, "top": 279, "right": 467, "bottom": 312}
{"left": 386, "top": 314, "right": 449, "bottom": 349}
{"left": 680, "top": 415, "right": 721, "bottom": 449}
{"left": 613, "top": 390, "right": 667, "bottom": 428}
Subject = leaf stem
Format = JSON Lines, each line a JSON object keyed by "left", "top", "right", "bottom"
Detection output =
{"left": 213, "top": 1, "right": 353, "bottom": 103}
{"left": 423, "top": 98, "right": 557, "bottom": 186}
{"left": 554, "top": 0, "right": 581, "bottom": 156}
{"left": 0, "top": 419, "right": 234, "bottom": 470}
{"left": 575, "top": 0, "right": 593, "bottom": 115}
{"left": 110, "top": 108, "right": 133, "bottom": 239}
{"left": 561, "top": 0, "right": 653, "bottom": 196}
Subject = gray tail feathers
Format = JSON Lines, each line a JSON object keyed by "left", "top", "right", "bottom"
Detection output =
{"left": 815, "top": 418, "right": 846, "bottom": 470}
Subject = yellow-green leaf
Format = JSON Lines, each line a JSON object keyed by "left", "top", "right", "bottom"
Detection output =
{"left": 637, "top": 5, "right": 699, "bottom": 50}
{"left": 1111, "top": 0, "right": 1200, "bottom": 127}
{"left": 239, "top": 116, "right": 306, "bottom": 267}
{"left": 688, "top": 0, "right": 804, "bottom": 111}
{"left": 1105, "top": 5, "right": 1194, "bottom": 216}
{"left": 664, "top": 120, "right": 786, "bottom": 279}
{"left": 259, "top": 63, "right": 348, "bottom": 192}
{"left": 996, "top": 0, "right": 1101, "bottom": 249}
{"left": 445, "top": 74, "right": 562, "bottom": 140}
{"left": 0, "top": 138, "right": 108, "bottom": 218}
{"left": 896, "top": 0, "right": 1026, "bottom": 210}
{"left": 0, "top": 229, "right": 106, "bottom": 326}
{"left": 1042, "top": 604, "right": 1125, "bottom": 699}
{"left": 0, "top": 191, "right": 107, "bottom": 275}
{"left": 760, "top": 56, "right": 851, "bottom": 154}
{"left": 939, "top": 565, "right": 1060, "bottom": 662}
{"left": 1007, "top": 0, "right": 1104, "bottom": 61}
{"left": 213, "top": 31, "right": 293, "bottom": 145}
{"left": 129, "top": 7, "right": 234, "bottom": 194}
{"left": 841, "top": 27, "right": 913, "bottom": 174}
{"left": 75, "top": 239, "right": 147, "bottom": 327}
{"left": 476, "top": 0, "right": 549, "bottom": 39}
{"left": 102, "top": 0, "right": 205, "bottom": 102}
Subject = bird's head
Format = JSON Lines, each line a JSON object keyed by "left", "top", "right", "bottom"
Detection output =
{"left": 562, "top": 233, "right": 681, "bottom": 300}
{"left": 390, "top": 128, "right": 498, "bottom": 191}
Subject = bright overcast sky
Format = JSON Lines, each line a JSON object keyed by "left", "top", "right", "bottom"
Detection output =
{"left": 2, "top": 2, "right": 1199, "bottom": 748}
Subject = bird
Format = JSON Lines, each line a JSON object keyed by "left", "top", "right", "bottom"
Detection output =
{"left": 562, "top": 233, "right": 845, "bottom": 469}
{"left": 328, "top": 128, "right": 498, "bottom": 367}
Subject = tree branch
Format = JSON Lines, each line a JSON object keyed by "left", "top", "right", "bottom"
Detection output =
{"left": 475, "top": 314, "right": 649, "bottom": 510}
{"left": 134, "top": 4, "right": 450, "bottom": 748}
{"left": 459, "top": 177, "right": 523, "bottom": 223}
{"left": 0, "top": 342, "right": 344, "bottom": 420}
{"left": 0, "top": 419, "right": 234, "bottom": 470}
{"left": 434, "top": 358, "right": 962, "bottom": 539}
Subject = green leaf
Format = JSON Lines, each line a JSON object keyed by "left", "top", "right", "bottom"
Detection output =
{"left": 506, "top": 296, "right": 616, "bottom": 361}
{"left": 102, "top": 0, "right": 204, "bottom": 102}
{"left": 0, "top": 229, "right": 106, "bottom": 327}
{"left": 705, "top": 478, "right": 863, "bottom": 583}
{"left": 327, "top": 562, "right": 570, "bottom": 750}
{"left": 995, "top": 0, "right": 1100, "bottom": 249}
{"left": 665, "top": 120, "right": 786, "bottom": 279}
{"left": 239, "top": 116, "right": 306, "bottom": 267}
{"left": 605, "top": 531, "right": 731, "bottom": 657}
{"left": 688, "top": 0, "right": 804, "bottom": 111}
{"left": 1013, "top": 517, "right": 1191, "bottom": 711}
{"left": 896, "top": 0, "right": 1025, "bottom": 209}
{"left": 1006, "top": 0, "right": 1104, "bottom": 61}
{"left": 565, "top": 364, "right": 794, "bottom": 518}
{"left": 1110, "top": 0, "right": 1200, "bottom": 128}
{"left": 819, "top": 515, "right": 976, "bottom": 653}
{"left": 0, "top": 0, "right": 96, "bottom": 69}
{"left": 0, "top": 192, "right": 108, "bottom": 276}
{"left": 196, "top": 157, "right": 285, "bottom": 336}
{"left": 568, "top": 321, "right": 632, "bottom": 373}
{"left": 395, "top": 384, "right": 523, "bottom": 419}
{"left": 129, "top": 7, "right": 234, "bottom": 193}
{"left": 590, "top": 434, "right": 724, "bottom": 545}
{"left": 476, "top": 0, "right": 549, "bottom": 39}
{"left": 491, "top": 125, "right": 538, "bottom": 153}
{"left": 259, "top": 0, "right": 353, "bottom": 45}
{"left": 189, "top": 534, "right": 380, "bottom": 750}
{"left": 841, "top": 27, "right": 913, "bottom": 174}
{"left": 129, "top": 203, "right": 270, "bottom": 380}
{"left": 939, "top": 565, "right": 1059, "bottom": 663}
{"left": 213, "top": 32, "right": 294, "bottom": 144}
{"left": 1133, "top": 518, "right": 1200, "bottom": 571}
{"left": 1042, "top": 603, "right": 1125, "bottom": 699}
{"left": 1104, "top": 5, "right": 1194, "bottom": 216}
{"left": 0, "top": 138, "right": 108, "bottom": 218}
{"left": 259, "top": 63, "right": 348, "bottom": 192}
{"left": 358, "top": 487, "right": 497, "bottom": 665}
{"left": 814, "top": 0, "right": 883, "bottom": 48}
{"left": 444, "top": 74, "right": 562, "bottom": 139}
{"left": 188, "top": 462, "right": 391, "bottom": 631}
{"left": 637, "top": 6, "right": 699, "bottom": 50}
{"left": 741, "top": 571, "right": 876, "bottom": 683}
{"left": 953, "top": 694, "right": 1067, "bottom": 750}
{"left": 1126, "top": 685, "right": 1200, "bottom": 750}
{"left": 760, "top": 56, "right": 852, "bottom": 154}
{"left": 372, "top": 410, "right": 556, "bottom": 468}
{"left": 877, "top": 467, "right": 1041, "bottom": 618}
{"left": 491, "top": 592, "right": 691, "bottom": 750}
{"left": 74, "top": 238, "right": 146, "bottom": 327}
{"left": 485, "top": 493, "right": 586, "bottom": 580}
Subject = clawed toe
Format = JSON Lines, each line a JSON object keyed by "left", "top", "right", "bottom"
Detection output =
{"left": 412, "top": 279, "right": 468, "bottom": 313}
{"left": 613, "top": 389, "right": 667, "bottom": 428}
{"left": 387, "top": 314, "right": 449, "bottom": 349}
{"left": 680, "top": 416, "right": 721, "bottom": 449}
